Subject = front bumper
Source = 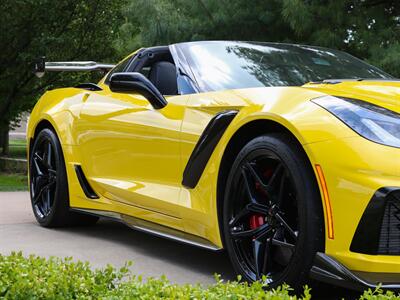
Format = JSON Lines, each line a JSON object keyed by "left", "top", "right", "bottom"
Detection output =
{"left": 304, "top": 135, "right": 400, "bottom": 275}
{"left": 311, "top": 252, "right": 400, "bottom": 291}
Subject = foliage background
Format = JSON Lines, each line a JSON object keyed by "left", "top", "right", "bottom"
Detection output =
{"left": 1, "top": 0, "right": 399, "bottom": 153}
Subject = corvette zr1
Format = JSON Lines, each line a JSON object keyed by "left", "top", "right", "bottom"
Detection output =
{"left": 28, "top": 41, "right": 400, "bottom": 290}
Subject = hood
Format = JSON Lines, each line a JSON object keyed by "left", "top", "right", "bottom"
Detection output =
{"left": 303, "top": 80, "right": 400, "bottom": 114}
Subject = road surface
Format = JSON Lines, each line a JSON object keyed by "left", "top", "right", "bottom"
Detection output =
{"left": 0, "top": 192, "right": 359, "bottom": 298}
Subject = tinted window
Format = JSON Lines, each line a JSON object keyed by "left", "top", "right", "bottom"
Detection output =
{"left": 179, "top": 41, "right": 392, "bottom": 92}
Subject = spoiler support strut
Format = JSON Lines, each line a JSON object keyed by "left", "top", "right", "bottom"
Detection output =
{"left": 33, "top": 57, "right": 115, "bottom": 78}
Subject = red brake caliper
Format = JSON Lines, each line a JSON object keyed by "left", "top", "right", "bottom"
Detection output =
{"left": 249, "top": 168, "right": 273, "bottom": 231}
{"left": 250, "top": 214, "right": 265, "bottom": 230}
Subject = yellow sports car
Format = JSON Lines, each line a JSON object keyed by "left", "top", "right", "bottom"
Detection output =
{"left": 28, "top": 41, "right": 400, "bottom": 290}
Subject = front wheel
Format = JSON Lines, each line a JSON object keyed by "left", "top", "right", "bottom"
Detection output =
{"left": 29, "top": 128, "right": 98, "bottom": 227}
{"left": 223, "top": 134, "right": 323, "bottom": 290}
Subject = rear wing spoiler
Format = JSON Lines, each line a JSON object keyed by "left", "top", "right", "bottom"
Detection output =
{"left": 33, "top": 57, "right": 115, "bottom": 78}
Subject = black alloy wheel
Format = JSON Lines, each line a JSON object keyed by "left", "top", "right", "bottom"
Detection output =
{"left": 30, "top": 132, "right": 58, "bottom": 218}
{"left": 30, "top": 128, "right": 98, "bottom": 227}
{"left": 223, "top": 134, "right": 324, "bottom": 290}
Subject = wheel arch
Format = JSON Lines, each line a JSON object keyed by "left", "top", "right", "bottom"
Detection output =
{"left": 216, "top": 119, "right": 326, "bottom": 251}
{"left": 29, "top": 119, "right": 58, "bottom": 159}
{"left": 28, "top": 107, "right": 76, "bottom": 155}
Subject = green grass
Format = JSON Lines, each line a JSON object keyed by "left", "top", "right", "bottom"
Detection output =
{"left": 8, "top": 139, "right": 27, "bottom": 159}
{"left": 0, "top": 173, "right": 28, "bottom": 191}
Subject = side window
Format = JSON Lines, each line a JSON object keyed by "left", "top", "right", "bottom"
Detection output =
{"left": 177, "top": 74, "right": 197, "bottom": 94}
{"left": 104, "top": 54, "right": 134, "bottom": 84}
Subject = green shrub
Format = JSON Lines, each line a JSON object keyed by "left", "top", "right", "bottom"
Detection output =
{"left": 0, "top": 252, "right": 398, "bottom": 299}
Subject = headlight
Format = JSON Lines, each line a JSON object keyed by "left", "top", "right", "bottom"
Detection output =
{"left": 312, "top": 96, "right": 400, "bottom": 148}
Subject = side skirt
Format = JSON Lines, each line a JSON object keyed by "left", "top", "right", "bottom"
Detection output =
{"left": 71, "top": 208, "right": 222, "bottom": 251}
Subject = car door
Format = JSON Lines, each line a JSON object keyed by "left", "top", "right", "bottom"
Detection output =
{"left": 75, "top": 81, "right": 188, "bottom": 223}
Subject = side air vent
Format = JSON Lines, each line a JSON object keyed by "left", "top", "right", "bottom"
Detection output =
{"left": 74, "top": 165, "right": 99, "bottom": 199}
{"left": 351, "top": 188, "right": 400, "bottom": 255}
{"left": 182, "top": 110, "right": 238, "bottom": 189}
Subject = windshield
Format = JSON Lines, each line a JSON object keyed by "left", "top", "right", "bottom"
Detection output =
{"left": 178, "top": 41, "right": 392, "bottom": 92}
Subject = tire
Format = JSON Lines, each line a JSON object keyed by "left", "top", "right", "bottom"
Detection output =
{"left": 222, "top": 133, "right": 324, "bottom": 290}
{"left": 29, "top": 128, "right": 98, "bottom": 227}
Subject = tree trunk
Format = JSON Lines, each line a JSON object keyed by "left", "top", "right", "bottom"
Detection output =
{"left": 0, "top": 124, "right": 9, "bottom": 156}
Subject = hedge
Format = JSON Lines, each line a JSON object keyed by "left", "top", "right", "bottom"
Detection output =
{"left": 0, "top": 252, "right": 398, "bottom": 299}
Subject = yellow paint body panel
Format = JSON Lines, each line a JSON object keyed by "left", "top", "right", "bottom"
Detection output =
{"left": 28, "top": 77, "right": 400, "bottom": 274}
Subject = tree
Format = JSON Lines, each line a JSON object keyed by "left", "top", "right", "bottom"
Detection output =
{"left": 282, "top": 0, "right": 400, "bottom": 75}
{"left": 0, "top": 0, "right": 126, "bottom": 155}
{"left": 118, "top": 0, "right": 400, "bottom": 77}
{"left": 117, "top": 0, "right": 296, "bottom": 51}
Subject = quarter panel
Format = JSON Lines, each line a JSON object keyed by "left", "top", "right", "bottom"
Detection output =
{"left": 28, "top": 88, "right": 88, "bottom": 145}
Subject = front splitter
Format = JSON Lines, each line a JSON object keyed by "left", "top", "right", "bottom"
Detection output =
{"left": 311, "top": 252, "right": 400, "bottom": 291}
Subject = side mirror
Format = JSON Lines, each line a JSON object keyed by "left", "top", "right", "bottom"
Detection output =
{"left": 109, "top": 72, "right": 167, "bottom": 109}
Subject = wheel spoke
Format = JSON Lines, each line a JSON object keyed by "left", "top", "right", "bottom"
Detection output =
{"left": 33, "top": 185, "right": 46, "bottom": 204}
{"left": 42, "top": 192, "right": 48, "bottom": 215}
{"left": 245, "top": 162, "right": 270, "bottom": 196}
{"left": 229, "top": 202, "right": 269, "bottom": 228}
{"left": 34, "top": 152, "right": 44, "bottom": 164}
{"left": 229, "top": 206, "right": 250, "bottom": 227}
{"left": 245, "top": 162, "right": 285, "bottom": 202}
{"left": 252, "top": 238, "right": 270, "bottom": 279}
{"left": 246, "top": 162, "right": 266, "bottom": 186}
{"left": 44, "top": 188, "right": 51, "bottom": 215}
{"left": 48, "top": 169, "right": 57, "bottom": 175}
{"left": 271, "top": 238, "right": 295, "bottom": 249}
{"left": 254, "top": 224, "right": 274, "bottom": 240}
{"left": 231, "top": 227, "right": 258, "bottom": 239}
{"left": 267, "top": 163, "right": 283, "bottom": 189}
{"left": 231, "top": 223, "right": 273, "bottom": 240}
{"left": 40, "top": 192, "right": 46, "bottom": 213}
{"left": 33, "top": 181, "right": 55, "bottom": 205}
{"left": 275, "top": 213, "right": 297, "bottom": 240}
{"left": 248, "top": 202, "right": 269, "bottom": 215}
{"left": 241, "top": 167, "right": 259, "bottom": 204}
{"left": 33, "top": 176, "right": 46, "bottom": 199}
{"left": 46, "top": 142, "right": 52, "bottom": 168}
{"left": 33, "top": 157, "right": 43, "bottom": 176}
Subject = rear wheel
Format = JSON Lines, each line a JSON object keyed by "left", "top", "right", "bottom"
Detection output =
{"left": 30, "top": 128, "right": 98, "bottom": 227}
{"left": 223, "top": 134, "right": 323, "bottom": 290}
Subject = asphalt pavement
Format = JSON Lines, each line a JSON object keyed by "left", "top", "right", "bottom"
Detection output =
{"left": 0, "top": 192, "right": 360, "bottom": 298}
